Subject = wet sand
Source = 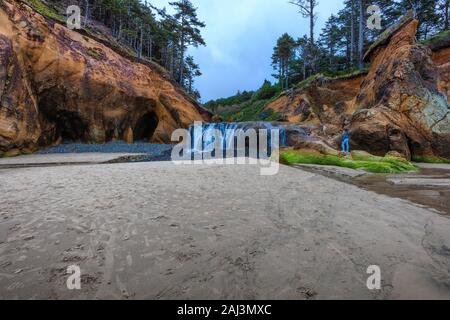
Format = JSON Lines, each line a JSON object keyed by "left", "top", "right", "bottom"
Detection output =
{"left": 0, "top": 161, "right": 450, "bottom": 299}
{"left": 0, "top": 153, "right": 144, "bottom": 168}
{"left": 295, "top": 164, "right": 450, "bottom": 215}
{"left": 353, "top": 168, "right": 450, "bottom": 215}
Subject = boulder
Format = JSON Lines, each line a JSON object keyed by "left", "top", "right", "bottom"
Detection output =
{"left": 386, "top": 150, "right": 408, "bottom": 160}
{"left": 292, "top": 137, "right": 340, "bottom": 156}
{"left": 350, "top": 150, "right": 382, "bottom": 161}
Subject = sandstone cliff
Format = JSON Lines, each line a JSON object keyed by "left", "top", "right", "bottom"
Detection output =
{"left": 0, "top": 0, "right": 211, "bottom": 156}
{"left": 265, "top": 73, "right": 366, "bottom": 136}
{"left": 266, "top": 14, "right": 450, "bottom": 160}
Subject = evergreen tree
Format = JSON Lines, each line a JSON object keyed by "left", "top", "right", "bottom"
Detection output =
{"left": 169, "top": 0, "right": 206, "bottom": 85}
{"left": 289, "top": 0, "right": 319, "bottom": 72}
{"left": 37, "top": 0, "right": 205, "bottom": 101}
{"left": 272, "top": 33, "right": 296, "bottom": 90}
{"left": 320, "top": 14, "right": 343, "bottom": 71}
{"left": 184, "top": 55, "right": 202, "bottom": 95}
{"left": 397, "top": 0, "right": 441, "bottom": 39}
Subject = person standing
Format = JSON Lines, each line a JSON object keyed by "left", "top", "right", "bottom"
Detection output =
{"left": 342, "top": 128, "right": 350, "bottom": 154}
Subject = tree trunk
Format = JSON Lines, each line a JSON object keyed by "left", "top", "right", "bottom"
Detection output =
{"left": 310, "top": 0, "right": 315, "bottom": 48}
{"left": 445, "top": 0, "right": 449, "bottom": 30}
{"left": 179, "top": 28, "right": 185, "bottom": 85}
{"left": 350, "top": 0, "right": 355, "bottom": 66}
{"left": 309, "top": 0, "right": 315, "bottom": 72}
{"left": 138, "top": 24, "right": 143, "bottom": 58}
{"left": 118, "top": 17, "right": 122, "bottom": 40}
{"left": 286, "top": 58, "right": 289, "bottom": 89}
{"left": 303, "top": 61, "right": 306, "bottom": 80}
{"left": 358, "top": 0, "right": 364, "bottom": 69}
{"left": 329, "top": 47, "right": 333, "bottom": 69}
{"left": 278, "top": 65, "right": 283, "bottom": 91}
{"left": 148, "top": 32, "right": 153, "bottom": 58}
{"left": 84, "top": 0, "right": 90, "bottom": 26}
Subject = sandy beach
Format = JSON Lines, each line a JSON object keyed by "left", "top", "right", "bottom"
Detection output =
{"left": 0, "top": 160, "right": 450, "bottom": 299}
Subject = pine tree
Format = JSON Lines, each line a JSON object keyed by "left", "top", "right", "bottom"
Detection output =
{"left": 42, "top": 0, "right": 205, "bottom": 100}
{"left": 169, "top": 0, "right": 205, "bottom": 85}
{"left": 397, "top": 0, "right": 441, "bottom": 39}
{"left": 272, "top": 33, "right": 296, "bottom": 90}
{"left": 320, "top": 14, "right": 343, "bottom": 71}
{"left": 290, "top": 0, "right": 319, "bottom": 72}
{"left": 184, "top": 55, "right": 202, "bottom": 95}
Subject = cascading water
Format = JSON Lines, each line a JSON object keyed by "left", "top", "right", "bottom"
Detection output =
{"left": 188, "top": 122, "right": 293, "bottom": 159}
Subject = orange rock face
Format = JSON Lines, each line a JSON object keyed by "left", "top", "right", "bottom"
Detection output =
{"left": 433, "top": 47, "right": 450, "bottom": 104}
{"left": 0, "top": 0, "right": 211, "bottom": 155}
{"left": 265, "top": 74, "right": 365, "bottom": 136}
{"left": 351, "top": 19, "right": 449, "bottom": 159}
{"left": 266, "top": 16, "right": 450, "bottom": 160}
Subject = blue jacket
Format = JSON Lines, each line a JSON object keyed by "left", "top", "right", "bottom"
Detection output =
{"left": 343, "top": 131, "right": 349, "bottom": 141}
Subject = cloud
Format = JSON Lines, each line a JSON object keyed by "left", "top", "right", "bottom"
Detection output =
{"left": 149, "top": 0, "right": 345, "bottom": 101}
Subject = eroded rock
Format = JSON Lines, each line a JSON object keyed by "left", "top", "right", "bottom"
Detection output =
{"left": 350, "top": 18, "right": 449, "bottom": 160}
{"left": 267, "top": 15, "right": 449, "bottom": 161}
{"left": 0, "top": 0, "right": 211, "bottom": 155}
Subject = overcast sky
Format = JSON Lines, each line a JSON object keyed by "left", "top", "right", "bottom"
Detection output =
{"left": 151, "top": 0, "right": 345, "bottom": 102}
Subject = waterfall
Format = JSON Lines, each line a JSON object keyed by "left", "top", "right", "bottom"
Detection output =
{"left": 188, "top": 122, "right": 290, "bottom": 158}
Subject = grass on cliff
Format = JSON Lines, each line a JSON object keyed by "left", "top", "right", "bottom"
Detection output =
{"left": 280, "top": 150, "right": 418, "bottom": 174}
{"left": 87, "top": 48, "right": 103, "bottom": 60}
{"left": 223, "top": 98, "right": 283, "bottom": 122}
{"left": 293, "top": 69, "right": 368, "bottom": 90}
{"left": 25, "top": 0, "right": 65, "bottom": 23}
{"left": 205, "top": 80, "right": 283, "bottom": 122}
{"left": 420, "top": 30, "right": 450, "bottom": 46}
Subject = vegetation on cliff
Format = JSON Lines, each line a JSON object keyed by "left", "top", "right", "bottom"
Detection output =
{"left": 272, "top": 0, "right": 447, "bottom": 87}
{"left": 206, "top": 0, "right": 448, "bottom": 119}
{"left": 0, "top": 0, "right": 211, "bottom": 155}
{"left": 421, "top": 29, "right": 450, "bottom": 50}
{"left": 24, "top": 0, "right": 205, "bottom": 100}
{"left": 204, "top": 80, "right": 283, "bottom": 122}
{"left": 26, "top": 0, "right": 65, "bottom": 22}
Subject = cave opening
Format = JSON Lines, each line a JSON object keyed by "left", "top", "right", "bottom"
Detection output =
{"left": 38, "top": 90, "right": 89, "bottom": 143}
{"left": 40, "top": 107, "right": 89, "bottom": 143}
{"left": 54, "top": 111, "right": 88, "bottom": 142}
{"left": 134, "top": 111, "right": 159, "bottom": 142}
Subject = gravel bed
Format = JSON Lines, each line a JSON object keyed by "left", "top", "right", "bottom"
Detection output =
{"left": 36, "top": 141, "right": 173, "bottom": 155}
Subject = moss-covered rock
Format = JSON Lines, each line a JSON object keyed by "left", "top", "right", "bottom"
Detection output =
{"left": 412, "top": 155, "right": 450, "bottom": 164}
{"left": 351, "top": 150, "right": 383, "bottom": 162}
{"left": 281, "top": 149, "right": 418, "bottom": 174}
